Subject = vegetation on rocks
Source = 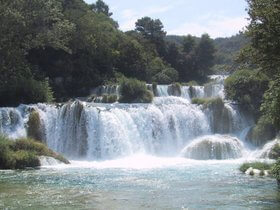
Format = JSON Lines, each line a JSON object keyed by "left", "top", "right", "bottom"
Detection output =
{"left": 191, "top": 97, "right": 223, "bottom": 108}
{"left": 0, "top": 135, "right": 69, "bottom": 169}
{"left": 119, "top": 78, "right": 153, "bottom": 103}
{"left": 239, "top": 162, "right": 272, "bottom": 173}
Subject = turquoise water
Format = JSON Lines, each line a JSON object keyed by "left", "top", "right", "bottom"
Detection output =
{"left": 0, "top": 156, "right": 279, "bottom": 209}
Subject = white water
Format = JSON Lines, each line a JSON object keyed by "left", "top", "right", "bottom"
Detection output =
{"left": 0, "top": 75, "right": 277, "bottom": 162}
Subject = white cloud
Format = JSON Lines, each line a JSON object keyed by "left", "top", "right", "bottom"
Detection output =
{"left": 168, "top": 15, "right": 248, "bottom": 38}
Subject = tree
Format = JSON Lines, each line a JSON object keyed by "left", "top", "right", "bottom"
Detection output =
{"left": 193, "top": 34, "right": 216, "bottom": 80}
{"left": 91, "top": 0, "right": 112, "bottom": 17}
{"left": 261, "top": 75, "right": 280, "bottom": 130}
{"left": 135, "top": 17, "right": 167, "bottom": 56}
{"left": 246, "top": 0, "right": 280, "bottom": 77}
{"left": 183, "top": 35, "right": 196, "bottom": 54}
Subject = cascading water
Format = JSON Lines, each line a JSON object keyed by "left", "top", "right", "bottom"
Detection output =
{"left": 0, "top": 75, "right": 276, "bottom": 161}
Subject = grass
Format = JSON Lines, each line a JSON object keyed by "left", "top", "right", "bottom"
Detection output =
{"left": 119, "top": 77, "right": 153, "bottom": 103}
{"left": 239, "top": 162, "right": 272, "bottom": 173}
{"left": 191, "top": 97, "right": 224, "bottom": 108}
{"left": 101, "top": 94, "right": 118, "bottom": 103}
{"left": 0, "top": 135, "right": 69, "bottom": 169}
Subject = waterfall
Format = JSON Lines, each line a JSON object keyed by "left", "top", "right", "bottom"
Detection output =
{"left": 181, "top": 135, "right": 244, "bottom": 160}
{"left": 3, "top": 75, "right": 277, "bottom": 161}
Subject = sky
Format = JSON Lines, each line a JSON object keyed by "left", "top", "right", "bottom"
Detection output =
{"left": 85, "top": 0, "right": 248, "bottom": 38}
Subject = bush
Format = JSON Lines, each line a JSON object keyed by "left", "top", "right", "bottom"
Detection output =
{"left": 272, "top": 159, "right": 280, "bottom": 184}
{"left": 191, "top": 97, "right": 224, "bottom": 108}
{"left": 119, "top": 78, "right": 153, "bottom": 103}
{"left": 185, "top": 81, "right": 199, "bottom": 86}
{"left": 13, "top": 150, "right": 40, "bottom": 169}
{"left": 261, "top": 75, "right": 280, "bottom": 130}
{"left": 101, "top": 94, "right": 118, "bottom": 103}
{"left": 0, "top": 135, "right": 15, "bottom": 169}
{"left": 268, "top": 143, "right": 280, "bottom": 160}
{"left": 246, "top": 116, "right": 276, "bottom": 146}
{"left": 27, "top": 111, "right": 43, "bottom": 141}
{"left": 239, "top": 162, "right": 272, "bottom": 173}
{"left": 224, "top": 69, "right": 269, "bottom": 116}
{"left": 0, "top": 77, "right": 54, "bottom": 107}
{"left": 0, "top": 136, "right": 69, "bottom": 169}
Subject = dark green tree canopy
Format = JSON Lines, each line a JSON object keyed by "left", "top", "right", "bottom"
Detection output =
{"left": 90, "top": 0, "right": 112, "bottom": 17}
{"left": 135, "top": 17, "right": 166, "bottom": 41}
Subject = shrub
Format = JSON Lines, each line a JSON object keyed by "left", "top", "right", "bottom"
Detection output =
{"left": 27, "top": 111, "right": 43, "bottom": 141}
{"left": 185, "top": 81, "right": 199, "bottom": 86}
{"left": 272, "top": 159, "right": 280, "bottom": 184}
{"left": 224, "top": 69, "right": 269, "bottom": 116}
{"left": 261, "top": 75, "right": 280, "bottom": 130}
{"left": 268, "top": 143, "right": 280, "bottom": 160}
{"left": 0, "top": 135, "right": 15, "bottom": 169}
{"left": 239, "top": 162, "right": 272, "bottom": 173}
{"left": 0, "top": 136, "right": 69, "bottom": 169}
{"left": 101, "top": 94, "right": 118, "bottom": 103}
{"left": 0, "top": 77, "right": 54, "bottom": 107}
{"left": 191, "top": 97, "right": 224, "bottom": 108}
{"left": 13, "top": 150, "right": 40, "bottom": 169}
{"left": 119, "top": 78, "right": 153, "bottom": 103}
{"left": 246, "top": 116, "right": 276, "bottom": 146}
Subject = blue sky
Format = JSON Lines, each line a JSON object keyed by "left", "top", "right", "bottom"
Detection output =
{"left": 85, "top": 0, "right": 248, "bottom": 38}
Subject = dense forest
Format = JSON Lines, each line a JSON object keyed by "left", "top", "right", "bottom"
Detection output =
{"left": 0, "top": 0, "right": 246, "bottom": 106}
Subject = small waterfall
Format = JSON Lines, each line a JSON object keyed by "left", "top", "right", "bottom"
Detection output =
{"left": 0, "top": 106, "right": 27, "bottom": 139}
{"left": 156, "top": 85, "right": 169, "bottom": 97}
{"left": 90, "top": 85, "right": 120, "bottom": 96}
{"left": 181, "top": 135, "right": 244, "bottom": 160}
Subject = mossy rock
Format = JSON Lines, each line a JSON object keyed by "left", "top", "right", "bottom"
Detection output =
{"left": 119, "top": 78, "right": 154, "bottom": 103}
{"left": 27, "top": 111, "right": 44, "bottom": 142}
{"left": 245, "top": 116, "right": 276, "bottom": 147}
{"left": 101, "top": 94, "right": 118, "bottom": 103}
{"left": 0, "top": 135, "right": 69, "bottom": 169}
{"left": 167, "top": 83, "right": 181, "bottom": 96}
{"left": 239, "top": 162, "right": 272, "bottom": 173}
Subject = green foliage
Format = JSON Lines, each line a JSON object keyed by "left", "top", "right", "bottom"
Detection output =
{"left": 246, "top": 0, "right": 280, "bottom": 77}
{"left": 239, "top": 162, "right": 272, "bottom": 173}
{"left": 191, "top": 97, "right": 224, "bottom": 108}
{"left": 261, "top": 76, "right": 280, "bottom": 130}
{"left": 119, "top": 78, "right": 154, "bottom": 103}
{"left": 185, "top": 81, "right": 199, "bottom": 86}
{"left": 0, "top": 77, "right": 54, "bottom": 107}
{"left": 182, "top": 35, "right": 196, "bottom": 54}
{"left": 0, "top": 135, "right": 69, "bottom": 169}
{"left": 148, "top": 57, "right": 178, "bottom": 84}
{"left": 246, "top": 116, "right": 276, "bottom": 146}
{"left": 90, "top": 0, "right": 113, "bottom": 16}
{"left": 272, "top": 159, "right": 280, "bottom": 182}
{"left": 269, "top": 143, "right": 280, "bottom": 160}
{"left": 194, "top": 34, "right": 216, "bottom": 80}
{"left": 13, "top": 151, "right": 40, "bottom": 169}
{"left": 27, "top": 111, "right": 43, "bottom": 141}
{"left": 0, "top": 0, "right": 219, "bottom": 105}
{"left": 101, "top": 94, "right": 118, "bottom": 103}
{"left": 224, "top": 69, "right": 269, "bottom": 116}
